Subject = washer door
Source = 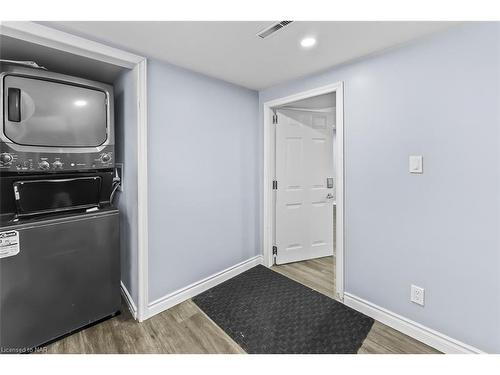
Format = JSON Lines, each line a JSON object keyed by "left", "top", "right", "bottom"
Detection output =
{"left": 13, "top": 176, "right": 102, "bottom": 217}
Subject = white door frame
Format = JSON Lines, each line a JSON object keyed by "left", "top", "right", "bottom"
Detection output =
{"left": 0, "top": 21, "right": 150, "bottom": 321}
{"left": 262, "top": 82, "right": 345, "bottom": 300}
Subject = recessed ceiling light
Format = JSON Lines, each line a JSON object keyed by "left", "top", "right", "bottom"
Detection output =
{"left": 300, "top": 37, "right": 317, "bottom": 48}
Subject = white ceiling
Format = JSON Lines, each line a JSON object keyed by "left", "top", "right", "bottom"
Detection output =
{"left": 43, "top": 21, "right": 457, "bottom": 90}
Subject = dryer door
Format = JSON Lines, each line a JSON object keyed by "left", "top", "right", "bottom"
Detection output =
{"left": 3, "top": 75, "right": 108, "bottom": 147}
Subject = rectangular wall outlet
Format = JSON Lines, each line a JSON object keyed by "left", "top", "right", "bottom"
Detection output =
{"left": 411, "top": 284, "right": 425, "bottom": 306}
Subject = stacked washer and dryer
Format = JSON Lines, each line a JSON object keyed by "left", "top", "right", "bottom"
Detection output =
{"left": 0, "top": 62, "right": 120, "bottom": 352}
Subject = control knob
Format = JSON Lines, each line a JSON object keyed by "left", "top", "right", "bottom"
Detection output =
{"left": 39, "top": 160, "right": 50, "bottom": 170}
{"left": 0, "top": 153, "right": 13, "bottom": 164}
{"left": 52, "top": 160, "right": 63, "bottom": 170}
{"left": 101, "top": 153, "right": 112, "bottom": 163}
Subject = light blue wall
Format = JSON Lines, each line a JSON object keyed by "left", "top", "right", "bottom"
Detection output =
{"left": 114, "top": 69, "right": 139, "bottom": 305}
{"left": 148, "top": 60, "right": 260, "bottom": 302}
{"left": 260, "top": 23, "right": 500, "bottom": 352}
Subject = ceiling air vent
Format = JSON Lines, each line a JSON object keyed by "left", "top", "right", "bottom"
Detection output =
{"left": 257, "top": 21, "right": 294, "bottom": 39}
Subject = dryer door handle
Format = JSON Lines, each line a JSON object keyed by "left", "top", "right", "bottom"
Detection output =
{"left": 8, "top": 88, "right": 21, "bottom": 122}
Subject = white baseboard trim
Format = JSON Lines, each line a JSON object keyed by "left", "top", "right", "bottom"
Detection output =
{"left": 343, "top": 292, "right": 485, "bottom": 354}
{"left": 120, "top": 281, "right": 138, "bottom": 320}
{"left": 145, "top": 255, "right": 263, "bottom": 320}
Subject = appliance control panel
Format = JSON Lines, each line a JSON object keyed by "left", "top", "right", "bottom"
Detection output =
{"left": 0, "top": 147, "right": 115, "bottom": 173}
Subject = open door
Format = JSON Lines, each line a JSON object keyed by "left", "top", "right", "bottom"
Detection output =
{"left": 275, "top": 109, "right": 335, "bottom": 265}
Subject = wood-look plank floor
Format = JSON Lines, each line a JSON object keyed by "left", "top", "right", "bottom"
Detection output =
{"left": 46, "top": 299, "right": 244, "bottom": 354}
{"left": 47, "top": 256, "right": 439, "bottom": 354}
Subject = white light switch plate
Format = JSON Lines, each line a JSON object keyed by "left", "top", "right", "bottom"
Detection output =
{"left": 409, "top": 155, "right": 423, "bottom": 174}
{"left": 411, "top": 284, "right": 425, "bottom": 306}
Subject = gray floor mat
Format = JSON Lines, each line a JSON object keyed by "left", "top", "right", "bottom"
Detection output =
{"left": 193, "top": 265, "right": 374, "bottom": 354}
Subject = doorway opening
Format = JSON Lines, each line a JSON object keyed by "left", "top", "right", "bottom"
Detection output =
{"left": 262, "top": 82, "right": 344, "bottom": 301}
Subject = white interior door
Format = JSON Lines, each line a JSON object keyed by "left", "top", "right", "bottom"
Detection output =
{"left": 275, "top": 109, "right": 335, "bottom": 265}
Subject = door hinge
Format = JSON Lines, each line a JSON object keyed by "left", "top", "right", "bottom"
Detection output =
{"left": 272, "top": 114, "right": 278, "bottom": 124}
{"left": 272, "top": 246, "right": 278, "bottom": 256}
{"left": 272, "top": 180, "right": 278, "bottom": 190}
